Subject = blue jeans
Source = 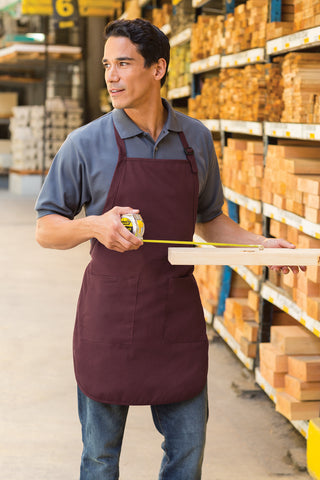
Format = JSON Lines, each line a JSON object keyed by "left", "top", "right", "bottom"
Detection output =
{"left": 77, "top": 385, "right": 208, "bottom": 480}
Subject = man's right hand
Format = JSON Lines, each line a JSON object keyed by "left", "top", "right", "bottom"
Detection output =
{"left": 36, "top": 206, "right": 143, "bottom": 252}
{"left": 91, "top": 206, "right": 143, "bottom": 252}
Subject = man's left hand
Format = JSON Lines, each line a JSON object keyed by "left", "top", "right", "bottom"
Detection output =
{"left": 262, "top": 237, "right": 306, "bottom": 274}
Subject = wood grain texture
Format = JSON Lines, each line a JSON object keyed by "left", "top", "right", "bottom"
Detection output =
{"left": 168, "top": 247, "right": 320, "bottom": 266}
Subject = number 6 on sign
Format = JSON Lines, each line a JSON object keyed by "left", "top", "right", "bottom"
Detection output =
{"left": 55, "top": 0, "right": 75, "bottom": 16}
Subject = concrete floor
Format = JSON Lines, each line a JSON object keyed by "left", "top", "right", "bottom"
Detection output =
{"left": 0, "top": 189, "right": 312, "bottom": 480}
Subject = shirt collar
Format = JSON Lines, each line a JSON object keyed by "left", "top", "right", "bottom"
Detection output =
{"left": 112, "top": 98, "right": 182, "bottom": 139}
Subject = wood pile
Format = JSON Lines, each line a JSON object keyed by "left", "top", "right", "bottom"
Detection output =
{"left": 293, "top": 0, "right": 320, "bottom": 32}
{"left": 281, "top": 52, "right": 320, "bottom": 124}
{"left": 190, "top": 15, "right": 224, "bottom": 62}
{"left": 194, "top": 264, "right": 223, "bottom": 315}
{"left": 222, "top": 138, "right": 264, "bottom": 201}
{"left": 262, "top": 143, "right": 320, "bottom": 218}
{"left": 219, "top": 63, "right": 283, "bottom": 122}
{"left": 260, "top": 325, "right": 320, "bottom": 420}
{"left": 169, "top": 0, "right": 194, "bottom": 35}
{"left": 188, "top": 77, "right": 220, "bottom": 119}
{"left": 266, "top": 0, "right": 294, "bottom": 40}
{"left": 167, "top": 43, "right": 191, "bottom": 90}
{"left": 223, "top": 289, "right": 261, "bottom": 358}
{"left": 267, "top": 218, "right": 320, "bottom": 320}
{"left": 152, "top": 3, "right": 172, "bottom": 29}
{"left": 224, "top": 0, "right": 268, "bottom": 55}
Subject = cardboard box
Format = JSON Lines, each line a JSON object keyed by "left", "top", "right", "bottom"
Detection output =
{"left": 0, "top": 92, "right": 18, "bottom": 117}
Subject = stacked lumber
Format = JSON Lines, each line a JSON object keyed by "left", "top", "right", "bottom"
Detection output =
{"left": 262, "top": 144, "right": 320, "bottom": 217}
{"left": 293, "top": 0, "right": 320, "bottom": 32}
{"left": 167, "top": 43, "right": 191, "bottom": 90}
{"left": 247, "top": 0, "right": 269, "bottom": 49}
{"left": 266, "top": 0, "right": 295, "bottom": 40}
{"left": 9, "top": 98, "right": 82, "bottom": 172}
{"left": 268, "top": 219, "right": 320, "bottom": 320}
{"left": 223, "top": 289, "right": 260, "bottom": 358}
{"left": 238, "top": 206, "right": 263, "bottom": 237}
{"left": 188, "top": 77, "right": 220, "bottom": 120}
{"left": 219, "top": 63, "right": 283, "bottom": 122}
{"left": 194, "top": 264, "right": 223, "bottom": 315}
{"left": 238, "top": 206, "right": 264, "bottom": 277}
{"left": 224, "top": 0, "right": 269, "bottom": 54}
{"left": 213, "top": 139, "right": 222, "bottom": 171}
{"left": 281, "top": 52, "right": 320, "bottom": 124}
{"left": 169, "top": 0, "right": 194, "bottom": 35}
{"left": 190, "top": 15, "right": 224, "bottom": 61}
{"left": 224, "top": 6, "right": 248, "bottom": 55}
{"left": 222, "top": 138, "right": 264, "bottom": 200}
{"left": 152, "top": 3, "right": 172, "bottom": 29}
{"left": 265, "top": 59, "right": 284, "bottom": 122}
{"left": 260, "top": 325, "right": 320, "bottom": 421}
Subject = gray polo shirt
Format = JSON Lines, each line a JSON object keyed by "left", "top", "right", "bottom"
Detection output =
{"left": 36, "top": 99, "right": 224, "bottom": 223}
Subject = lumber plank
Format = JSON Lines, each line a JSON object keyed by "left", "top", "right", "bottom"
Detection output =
{"left": 285, "top": 374, "right": 320, "bottom": 401}
{"left": 168, "top": 247, "right": 320, "bottom": 266}
{"left": 288, "top": 356, "right": 320, "bottom": 382}
{"left": 276, "top": 390, "right": 320, "bottom": 421}
{"left": 271, "top": 326, "right": 320, "bottom": 355}
{"left": 259, "top": 342, "right": 288, "bottom": 372}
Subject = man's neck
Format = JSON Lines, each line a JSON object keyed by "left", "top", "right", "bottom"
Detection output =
{"left": 124, "top": 98, "right": 168, "bottom": 142}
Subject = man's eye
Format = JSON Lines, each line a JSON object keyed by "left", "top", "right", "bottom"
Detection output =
{"left": 120, "top": 62, "right": 128, "bottom": 66}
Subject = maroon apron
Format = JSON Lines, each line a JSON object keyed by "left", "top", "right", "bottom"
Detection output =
{"left": 73, "top": 121, "right": 208, "bottom": 405}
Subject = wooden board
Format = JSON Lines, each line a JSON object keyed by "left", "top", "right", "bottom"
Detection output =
{"left": 168, "top": 247, "right": 320, "bottom": 266}
{"left": 271, "top": 326, "right": 320, "bottom": 355}
{"left": 288, "top": 355, "right": 320, "bottom": 382}
{"left": 285, "top": 374, "right": 320, "bottom": 401}
{"left": 276, "top": 390, "right": 320, "bottom": 421}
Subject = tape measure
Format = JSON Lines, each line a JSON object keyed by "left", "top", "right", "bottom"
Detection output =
{"left": 120, "top": 213, "right": 145, "bottom": 240}
{"left": 121, "top": 214, "right": 263, "bottom": 249}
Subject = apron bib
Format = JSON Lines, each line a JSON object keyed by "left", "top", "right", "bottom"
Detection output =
{"left": 73, "top": 121, "right": 208, "bottom": 405}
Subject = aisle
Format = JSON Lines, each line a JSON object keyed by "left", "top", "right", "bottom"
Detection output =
{"left": 0, "top": 191, "right": 311, "bottom": 480}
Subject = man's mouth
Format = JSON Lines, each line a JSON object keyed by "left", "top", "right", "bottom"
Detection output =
{"left": 109, "top": 88, "right": 124, "bottom": 96}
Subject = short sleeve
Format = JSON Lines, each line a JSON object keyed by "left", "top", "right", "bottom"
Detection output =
{"left": 35, "top": 136, "right": 90, "bottom": 219}
{"left": 196, "top": 128, "right": 224, "bottom": 223}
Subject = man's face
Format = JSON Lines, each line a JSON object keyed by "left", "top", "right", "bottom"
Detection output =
{"left": 103, "top": 36, "right": 158, "bottom": 110}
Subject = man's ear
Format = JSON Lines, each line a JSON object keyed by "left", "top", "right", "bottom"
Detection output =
{"left": 153, "top": 58, "right": 167, "bottom": 82}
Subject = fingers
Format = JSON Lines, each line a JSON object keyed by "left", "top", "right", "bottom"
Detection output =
{"left": 269, "top": 265, "right": 306, "bottom": 274}
{"left": 99, "top": 206, "right": 143, "bottom": 252}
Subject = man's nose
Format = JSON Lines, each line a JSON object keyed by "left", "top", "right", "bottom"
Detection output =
{"left": 106, "top": 65, "right": 119, "bottom": 82}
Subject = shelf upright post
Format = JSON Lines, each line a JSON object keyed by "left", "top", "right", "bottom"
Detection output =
{"left": 225, "top": 0, "right": 235, "bottom": 14}
{"left": 42, "top": 16, "right": 49, "bottom": 184}
{"left": 269, "top": 0, "right": 282, "bottom": 22}
{"left": 216, "top": 199, "right": 239, "bottom": 316}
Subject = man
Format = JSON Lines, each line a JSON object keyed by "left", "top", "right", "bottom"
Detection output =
{"left": 35, "top": 18, "right": 302, "bottom": 480}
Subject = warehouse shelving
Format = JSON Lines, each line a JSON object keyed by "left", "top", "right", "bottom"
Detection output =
{"left": 264, "top": 122, "right": 320, "bottom": 141}
{"left": 266, "top": 25, "right": 320, "bottom": 56}
{"left": 190, "top": 54, "right": 220, "bottom": 73}
{"left": 220, "top": 119, "right": 263, "bottom": 136}
{"left": 263, "top": 203, "right": 320, "bottom": 239}
{"left": 220, "top": 47, "right": 265, "bottom": 67}
{"left": 261, "top": 282, "right": 320, "bottom": 338}
{"left": 167, "top": 85, "right": 191, "bottom": 100}
{"left": 213, "top": 316, "right": 255, "bottom": 370}
{"left": 223, "top": 186, "right": 262, "bottom": 214}
{"left": 169, "top": 27, "right": 192, "bottom": 47}
{"left": 255, "top": 367, "right": 309, "bottom": 438}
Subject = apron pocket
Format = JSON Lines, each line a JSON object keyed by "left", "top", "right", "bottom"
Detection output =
{"left": 165, "top": 276, "right": 206, "bottom": 343}
{"left": 78, "top": 271, "right": 138, "bottom": 344}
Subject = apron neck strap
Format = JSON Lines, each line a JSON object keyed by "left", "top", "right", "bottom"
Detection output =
{"left": 178, "top": 131, "right": 198, "bottom": 174}
{"left": 113, "top": 123, "right": 127, "bottom": 159}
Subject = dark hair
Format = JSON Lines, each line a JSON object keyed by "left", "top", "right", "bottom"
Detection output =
{"left": 104, "top": 18, "right": 170, "bottom": 87}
